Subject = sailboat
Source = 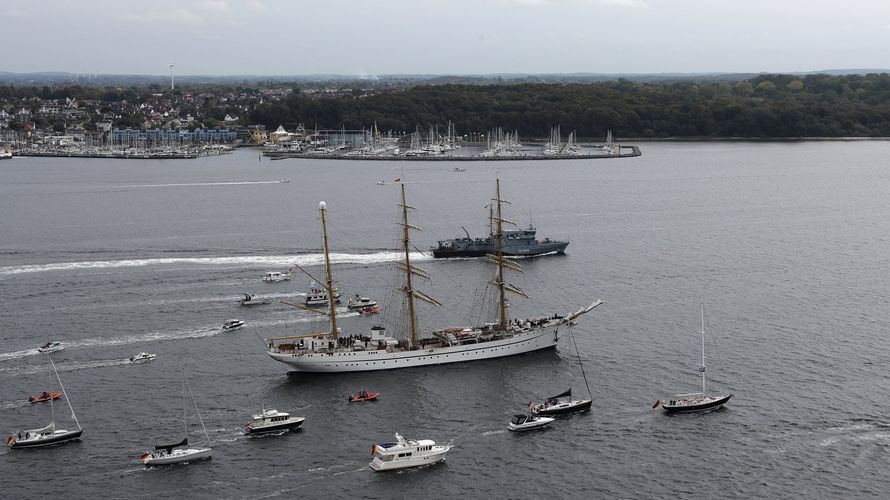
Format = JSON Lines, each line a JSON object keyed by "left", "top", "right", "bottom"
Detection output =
{"left": 140, "top": 370, "right": 212, "bottom": 465}
{"left": 7, "top": 358, "right": 83, "bottom": 448}
{"left": 531, "top": 328, "right": 593, "bottom": 416}
{"left": 266, "top": 182, "right": 603, "bottom": 373}
{"left": 655, "top": 304, "right": 732, "bottom": 413}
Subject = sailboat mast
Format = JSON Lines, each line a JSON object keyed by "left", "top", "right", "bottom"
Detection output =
{"left": 50, "top": 357, "right": 80, "bottom": 429}
{"left": 319, "top": 201, "right": 338, "bottom": 338}
{"left": 401, "top": 184, "right": 418, "bottom": 346}
{"left": 185, "top": 372, "right": 211, "bottom": 445}
{"left": 495, "top": 179, "right": 508, "bottom": 330}
{"left": 700, "top": 303, "right": 706, "bottom": 397}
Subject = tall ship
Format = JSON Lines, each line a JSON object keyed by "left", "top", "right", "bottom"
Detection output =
{"left": 265, "top": 180, "right": 602, "bottom": 373}
{"left": 432, "top": 202, "right": 568, "bottom": 258}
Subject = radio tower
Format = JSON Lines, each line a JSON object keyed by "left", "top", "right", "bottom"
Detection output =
{"left": 169, "top": 58, "right": 175, "bottom": 90}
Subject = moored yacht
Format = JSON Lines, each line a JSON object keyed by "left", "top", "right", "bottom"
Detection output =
{"left": 369, "top": 433, "right": 452, "bottom": 471}
{"left": 242, "top": 408, "right": 305, "bottom": 435}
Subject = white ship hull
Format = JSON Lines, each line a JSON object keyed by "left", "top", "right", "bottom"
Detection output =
{"left": 268, "top": 322, "right": 561, "bottom": 373}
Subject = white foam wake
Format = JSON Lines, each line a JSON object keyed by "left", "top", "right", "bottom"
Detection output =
{"left": 122, "top": 180, "right": 288, "bottom": 188}
{"left": 0, "top": 251, "right": 431, "bottom": 276}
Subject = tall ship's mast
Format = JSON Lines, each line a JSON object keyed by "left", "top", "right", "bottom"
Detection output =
{"left": 266, "top": 183, "right": 603, "bottom": 372}
{"left": 399, "top": 183, "right": 440, "bottom": 346}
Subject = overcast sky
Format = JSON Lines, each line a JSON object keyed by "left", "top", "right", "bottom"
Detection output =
{"left": 2, "top": 0, "right": 889, "bottom": 76}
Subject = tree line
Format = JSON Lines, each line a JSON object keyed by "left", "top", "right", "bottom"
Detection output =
{"left": 249, "top": 74, "right": 890, "bottom": 138}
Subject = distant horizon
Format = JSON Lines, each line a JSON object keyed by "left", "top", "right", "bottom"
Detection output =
{"left": 2, "top": 68, "right": 889, "bottom": 81}
{"left": 2, "top": 1, "right": 889, "bottom": 76}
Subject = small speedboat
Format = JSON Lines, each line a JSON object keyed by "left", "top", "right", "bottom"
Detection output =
{"left": 508, "top": 414, "right": 555, "bottom": 432}
{"left": 349, "top": 391, "right": 379, "bottom": 402}
{"left": 222, "top": 319, "right": 245, "bottom": 332}
{"left": 262, "top": 271, "right": 291, "bottom": 283}
{"left": 130, "top": 352, "right": 157, "bottom": 363}
{"left": 240, "top": 293, "right": 271, "bottom": 306}
{"left": 242, "top": 408, "right": 305, "bottom": 435}
{"left": 28, "top": 391, "right": 63, "bottom": 403}
{"left": 360, "top": 306, "right": 380, "bottom": 315}
{"left": 369, "top": 433, "right": 452, "bottom": 471}
{"left": 347, "top": 295, "right": 378, "bottom": 310}
{"left": 140, "top": 438, "right": 212, "bottom": 466}
{"left": 37, "top": 341, "right": 64, "bottom": 353}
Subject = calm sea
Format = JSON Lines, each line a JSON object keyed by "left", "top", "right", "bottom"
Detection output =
{"left": 2, "top": 142, "right": 890, "bottom": 498}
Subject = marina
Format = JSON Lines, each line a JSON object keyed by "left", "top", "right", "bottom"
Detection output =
{"left": 2, "top": 143, "right": 889, "bottom": 497}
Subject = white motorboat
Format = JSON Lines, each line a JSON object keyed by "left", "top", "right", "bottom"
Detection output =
{"left": 242, "top": 407, "right": 305, "bottom": 435}
{"left": 262, "top": 271, "right": 291, "bottom": 283}
{"left": 222, "top": 319, "right": 245, "bottom": 332}
{"left": 37, "top": 341, "right": 64, "bottom": 353}
{"left": 305, "top": 286, "right": 341, "bottom": 307}
{"left": 7, "top": 358, "right": 83, "bottom": 449}
{"left": 240, "top": 293, "right": 271, "bottom": 306}
{"left": 141, "top": 371, "right": 212, "bottom": 466}
{"left": 0, "top": 150, "right": 12, "bottom": 160}
{"left": 130, "top": 352, "right": 157, "bottom": 363}
{"left": 346, "top": 295, "right": 378, "bottom": 310}
{"left": 369, "top": 433, "right": 452, "bottom": 471}
{"left": 655, "top": 303, "right": 733, "bottom": 414}
{"left": 508, "top": 414, "right": 555, "bottom": 432}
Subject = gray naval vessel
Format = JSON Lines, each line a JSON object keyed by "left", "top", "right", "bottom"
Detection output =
{"left": 432, "top": 225, "right": 568, "bottom": 258}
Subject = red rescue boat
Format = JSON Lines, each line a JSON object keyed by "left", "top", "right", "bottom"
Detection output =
{"left": 28, "top": 391, "right": 62, "bottom": 403}
{"left": 348, "top": 391, "right": 380, "bottom": 403}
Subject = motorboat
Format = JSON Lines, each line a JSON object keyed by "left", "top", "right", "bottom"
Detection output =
{"left": 360, "top": 306, "right": 380, "bottom": 315}
{"left": 222, "top": 319, "right": 245, "bottom": 332}
{"left": 140, "top": 438, "right": 212, "bottom": 466}
{"left": 130, "top": 352, "right": 157, "bottom": 363}
{"left": 348, "top": 391, "right": 379, "bottom": 402}
{"left": 8, "top": 358, "right": 83, "bottom": 449}
{"left": 140, "top": 371, "right": 212, "bottom": 466}
{"left": 29, "top": 391, "right": 62, "bottom": 403}
{"left": 369, "top": 433, "right": 452, "bottom": 471}
{"left": 347, "top": 295, "right": 378, "bottom": 310}
{"left": 508, "top": 414, "right": 555, "bottom": 432}
{"left": 37, "top": 341, "right": 64, "bottom": 353}
{"left": 530, "top": 390, "right": 592, "bottom": 416}
{"left": 240, "top": 293, "right": 271, "bottom": 306}
{"left": 305, "top": 286, "right": 341, "bottom": 307}
{"left": 262, "top": 271, "right": 291, "bottom": 283}
{"left": 242, "top": 408, "right": 305, "bottom": 435}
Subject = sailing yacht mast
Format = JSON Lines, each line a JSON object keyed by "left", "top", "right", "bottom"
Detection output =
{"left": 50, "top": 358, "right": 80, "bottom": 430}
{"left": 700, "top": 303, "right": 706, "bottom": 397}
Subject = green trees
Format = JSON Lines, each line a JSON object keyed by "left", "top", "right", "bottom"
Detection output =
{"left": 248, "top": 74, "right": 890, "bottom": 138}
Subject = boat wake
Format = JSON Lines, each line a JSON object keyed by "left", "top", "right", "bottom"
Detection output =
{"left": 0, "top": 251, "right": 431, "bottom": 276}
{"left": 0, "top": 348, "right": 40, "bottom": 362}
{"left": 0, "top": 358, "right": 133, "bottom": 377}
{"left": 121, "top": 180, "right": 288, "bottom": 188}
